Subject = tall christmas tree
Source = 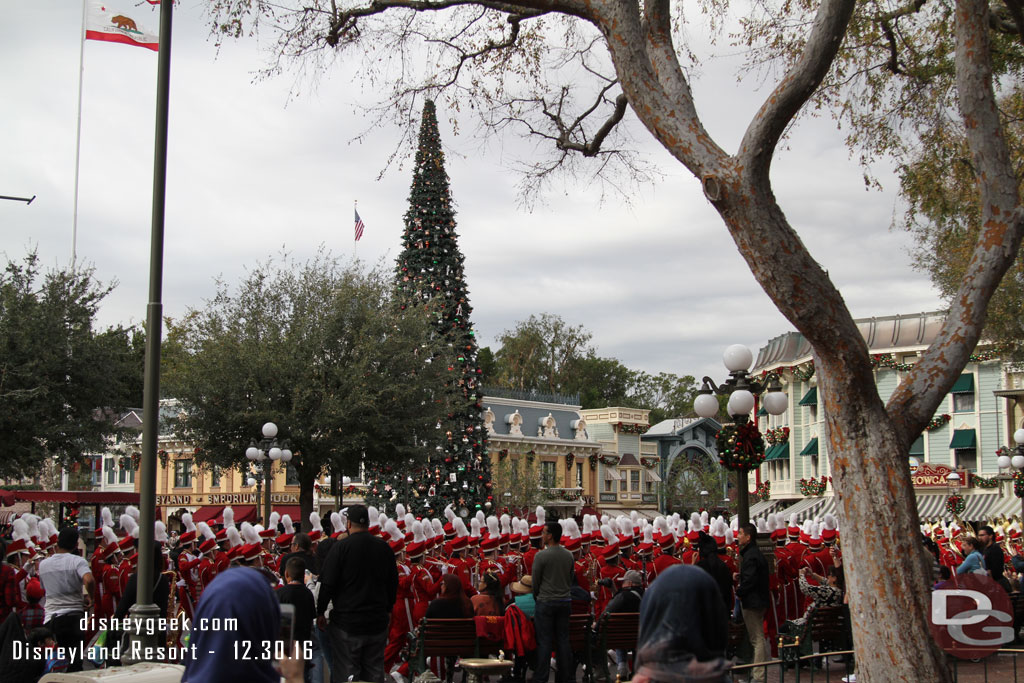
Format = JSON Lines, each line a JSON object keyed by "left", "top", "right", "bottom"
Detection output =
{"left": 365, "top": 100, "right": 492, "bottom": 519}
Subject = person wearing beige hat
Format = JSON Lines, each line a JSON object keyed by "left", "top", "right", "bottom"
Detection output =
{"left": 510, "top": 574, "right": 535, "bottom": 618}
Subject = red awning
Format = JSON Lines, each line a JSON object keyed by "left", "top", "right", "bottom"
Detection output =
{"left": 231, "top": 506, "right": 257, "bottom": 524}
{"left": 0, "top": 490, "right": 140, "bottom": 505}
{"left": 277, "top": 506, "right": 301, "bottom": 526}
{"left": 191, "top": 506, "right": 224, "bottom": 525}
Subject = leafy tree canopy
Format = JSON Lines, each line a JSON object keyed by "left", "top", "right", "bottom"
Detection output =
{"left": 0, "top": 251, "right": 143, "bottom": 478}
{"left": 162, "top": 251, "right": 457, "bottom": 519}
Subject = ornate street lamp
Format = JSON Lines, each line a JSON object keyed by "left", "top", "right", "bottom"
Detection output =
{"left": 245, "top": 422, "right": 292, "bottom": 525}
{"left": 693, "top": 344, "right": 788, "bottom": 526}
{"left": 999, "top": 428, "right": 1024, "bottom": 515}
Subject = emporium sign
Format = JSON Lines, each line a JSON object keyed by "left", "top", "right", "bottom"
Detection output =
{"left": 156, "top": 492, "right": 300, "bottom": 506}
{"left": 912, "top": 463, "right": 969, "bottom": 488}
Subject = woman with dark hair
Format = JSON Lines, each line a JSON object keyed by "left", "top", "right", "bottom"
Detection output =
{"left": 425, "top": 574, "right": 473, "bottom": 619}
{"left": 956, "top": 536, "right": 986, "bottom": 575}
{"left": 633, "top": 564, "right": 731, "bottom": 683}
{"left": 471, "top": 572, "right": 504, "bottom": 616}
{"left": 694, "top": 532, "right": 733, "bottom": 615}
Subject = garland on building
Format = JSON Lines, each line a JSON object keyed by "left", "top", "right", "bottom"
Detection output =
{"left": 968, "top": 351, "right": 998, "bottom": 363}
{"left": 716, "top": 421, "right": 766, "bottom": 472}
{"left": 640, "top": 457, "right": 659, "bottom": 469}
{"left": 158, "top": 450, "right": 169, "bottom": 467}
{"left": 498, "top": 449, "right": 509, "bottom": 460}
{"left": 119, "top": 453, "right": 142, "bottom": 470}
{"left": 365, "top": 100, "right": 492, "bottom": 517}
{"left": 765, "top": 427, "right": 790, "bottom": 445}
{"left": 871, "top": 353, "right": 914, "bottom": 371}
{"left": 599, "top": 454, "right": 621, "bottom": 466}
{"left": 615, "top": 422, "right": 648, "bottom": 435}
{"left": 926, "top": 414, "right": 951, "bottom": 431}
{"left": 946, "top": 494, "right": 966, "bottom": 516}
{"left": 790, "top": 363, "right": 815, "bottom": 381}
{"left": 752, "top": 480, "right": 771, "bottom": 502}
{"left": 589, "top": 454, "right": 598, "bottom": 470}
{"left": 799, "top": 476, "right": 830, "bottom": 496}
{"left": 565, "top": 453, "right": 575, "bottom": 470}
{"left": 971, "top": 475, "right": 999, "bottom": 489}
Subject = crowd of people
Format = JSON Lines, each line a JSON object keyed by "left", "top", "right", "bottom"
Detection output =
{"left": 0, "top": 500, "right": 870, "bottom": 683}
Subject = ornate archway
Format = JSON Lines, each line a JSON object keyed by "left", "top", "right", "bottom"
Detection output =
{"left": 664, "top": 447, "right": 729, "bottom": 515}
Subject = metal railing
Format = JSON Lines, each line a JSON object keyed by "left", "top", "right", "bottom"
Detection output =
{"left": 728, "top": 644, "right": 1024, "bottom": 682}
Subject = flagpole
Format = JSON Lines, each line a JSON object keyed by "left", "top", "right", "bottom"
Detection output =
{"left": 71, "top": 0, "right": 88, "bottom": 267}
{"left": 354, "top": 199, "right": 358, "bottom": 260}
{"left": 127, "top": 0, "right": 172, "bottom": 664}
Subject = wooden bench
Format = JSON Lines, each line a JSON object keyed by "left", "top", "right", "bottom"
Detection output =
{"left": 808, "top": 605, "right": 852, "bottom": 653}
{"left": 410, "top": 618, "right": 504, "bottom": 682}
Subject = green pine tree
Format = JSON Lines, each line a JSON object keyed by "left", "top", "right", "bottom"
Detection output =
{"left": 365, "top": 100, "right": 492, "bottom": 519}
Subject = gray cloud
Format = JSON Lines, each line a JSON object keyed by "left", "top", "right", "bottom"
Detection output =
{"left": 2, "top": 2, "right": 942, "bottom": 393}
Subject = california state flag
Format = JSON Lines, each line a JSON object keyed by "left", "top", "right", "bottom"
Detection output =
{"left": 85, "top": 1, "right": 159, "bottom": 51}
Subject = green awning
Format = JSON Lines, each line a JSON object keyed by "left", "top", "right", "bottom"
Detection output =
{"left": 909, "top": 435, "right": 925, "bottom": 456}
{"left": 951, "top": 373, "right": 975, "bottom": 394}
{"left": 766, "top": 443, "right": 790, "bottom": 461}
{"left": 799, "top": 387, "right": 818, "bottom": 406}
{"left": 950, "top": 429, "right": 976, "bottom": 449}
{"left": 799, "top": 438, "right": 819, "bottom": 456}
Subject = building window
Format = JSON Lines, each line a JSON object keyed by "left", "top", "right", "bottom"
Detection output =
{"left": 210, "top": 466, "right": 221, "bottom": 488}
{"left": 106, "top": 458, "right": 115, "bottom": 485}
{"left": 956, "top": 449, "right": 977, "bottom": 472}
{"left": 630, "top": 470, "right": 640, "bottom": 492}
{"left": 174, "top": 459, "right": 192, "bottom": 488}
{"left": 809, "top": 405, "right": 818, "bottom": 422}
{"left": 619, "top": 475, "right": 627, "bottom": 492}
{"left": 644, "top": 476, "right": 654, "bottom": 494}
{"left": 118, "top": 464, "right": 128, "bottom": 485}
{"left": 540, "top": 461, "right": 557, "bottom": 488}
{"left": 576, "top": 463, "right": 583, "bottom": 489}
{"left": 286, "top": 463, "right": 300, "bottom": 487}
{"left": 604, "top": 479, "right": 613, "bottom": 492}
{"left": 953, "top": 392, "right": 974, "bottom": 413}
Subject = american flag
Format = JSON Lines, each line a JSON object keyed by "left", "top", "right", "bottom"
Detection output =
{"left": 354, "top": 208, "right": 365, "bottom": 242}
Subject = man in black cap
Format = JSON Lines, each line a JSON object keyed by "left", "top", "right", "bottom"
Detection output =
{"left": 316, "top": 504, "right": 398, "bottom": 683}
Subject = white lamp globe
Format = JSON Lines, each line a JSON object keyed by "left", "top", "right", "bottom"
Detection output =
{"left": 323, "top": 476, "right": 332, "bottom": 486}
{"left": 245, "top": 447, "right": 260, "bottom": 461}
{"left": 1013, "top": 455, "right": 1024, "bottom": 470}
{"left": 998, "top": 454, "right": 1012, "bottom": 470}
{"left": 280, "top": 449, "right": 293, "bottom": 462}
{"left": 723, "top": 344, "right": 753, "bottom": 373}
{"left": 727, "top": 389, "right": 756, "bottom": 416}
{"left": 762, "top": 391, "right": 788, "bottom": 415}
{"left": 1015, "top": 428, "right": 1024, "bottom": 446}
{"left": 246, "top": 477, "right": 257, "bottom": 487}
{"left": 694, "top": 393, "right": 719, "bottom": 418}
{"left": 342, "top": 476, "right": 352, "bottom": 486}
{"left": 262, "top": 422, "right": 279, "bottom": 439}
{"left": 269, "top": 447, "right": 283, "bottom": 461}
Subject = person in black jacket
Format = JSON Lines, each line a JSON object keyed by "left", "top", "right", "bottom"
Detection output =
{"left": 735, "top": 522, "right": 770, "bottom": 683}
{"left": 695, "top": 532, "right": 733, "bottom": 615}
{"left": 315, "top": 505, "right": 398, "bottom": 683}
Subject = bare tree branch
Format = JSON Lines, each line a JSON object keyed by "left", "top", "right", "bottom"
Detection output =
{"left": 889, "top": 0, "right": 1024, "bottom": 444}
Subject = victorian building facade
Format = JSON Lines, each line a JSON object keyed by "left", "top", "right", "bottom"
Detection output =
{"left": 750, "top": 311, "right": 1024, "bottom": 523}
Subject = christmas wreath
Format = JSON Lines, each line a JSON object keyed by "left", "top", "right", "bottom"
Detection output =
{"left": 716, "top": 421, "right": 766, "bottom": 472}
{"left": 946, "top": 494, "right": 966, "bottom": 516}
{"left": 765, "top": 427, "right": 790, "bottom": 445}
{"left": 565, "top": 453, "right": 575, "bottom": 470}
{"left": 752, "top": 480, "right": 771, "bottom": 502}
{"left": 589, "top": 454, "right": 598, "bottom": 471}
{"left": 1014, "top": 471, "right": 1024, "bottom": 499}
{"left": 599, "top": 454, "right": 621, "bottom": 466}
{"left": 926, "top": 414, "right": 951, "bottom": 431}
{"left": 799, "top": 476, "right": 829, "bottom": 496}
{"left": 640, "top": 457, "right": 659, "bottom": 469}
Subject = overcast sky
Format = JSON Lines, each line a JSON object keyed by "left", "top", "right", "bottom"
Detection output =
{"left": 1, "top": 1, "right": 943, "bottom": 393}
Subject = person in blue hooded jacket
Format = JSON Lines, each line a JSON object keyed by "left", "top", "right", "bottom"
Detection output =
{"left": 181, "top": 567, "right": 303, "bottom": 683}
